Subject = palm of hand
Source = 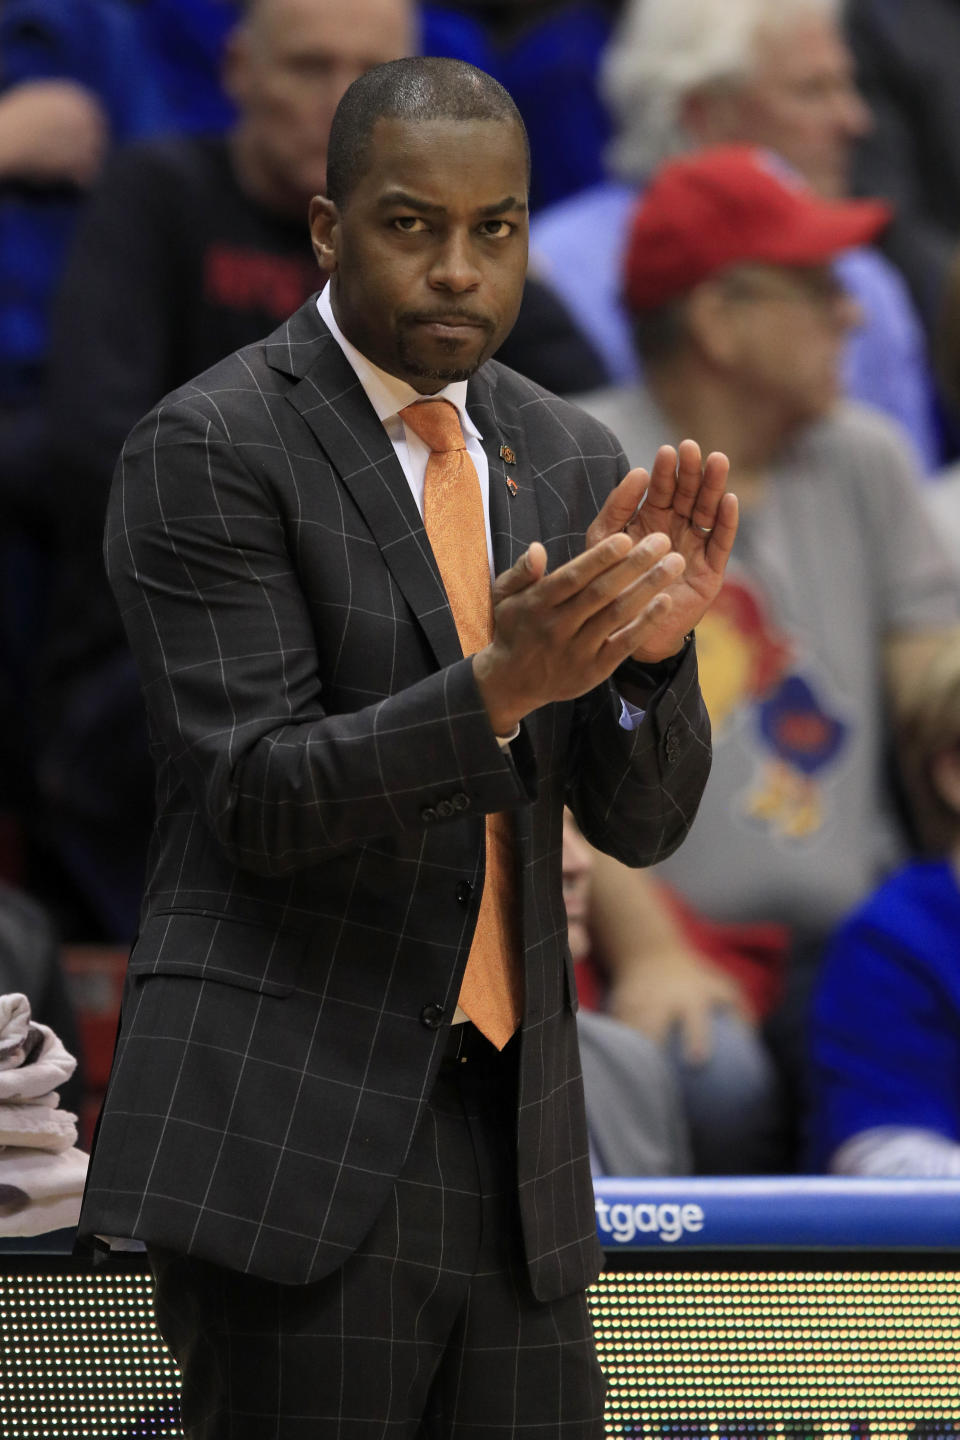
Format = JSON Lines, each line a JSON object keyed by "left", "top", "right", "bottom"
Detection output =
{"left": 627, "top": 502, "right": 724, "bottom": 647}
{"left": 611, "top": 442, "right": 738, "bottom": 662}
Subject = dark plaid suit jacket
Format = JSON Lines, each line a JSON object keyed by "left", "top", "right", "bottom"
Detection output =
{"left": 79, "top": 296, "right": 711, "bottom": 1301}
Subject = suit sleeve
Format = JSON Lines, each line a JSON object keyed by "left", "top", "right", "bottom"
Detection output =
{"left": 565, "top": 640, "right": 712, "bottom": 870}
{"left": 105, "top": 397, "right": 535, "bottom": 876}
{"left": 539, "top": 411, "right": 711, "bottom": 870}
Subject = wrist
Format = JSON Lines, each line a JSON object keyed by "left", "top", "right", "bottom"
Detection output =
{"left": 472, "top": 648, "right": 528, "bottom": 738}
{"left": 617, "top": 630, "right": 694, "bottom": 687}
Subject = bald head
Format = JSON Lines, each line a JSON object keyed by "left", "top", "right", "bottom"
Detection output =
{"left": 224, "top": 0, "right": 417, "bottom": 216}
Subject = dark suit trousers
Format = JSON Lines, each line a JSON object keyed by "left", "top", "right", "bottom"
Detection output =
{"left": 148, "top": 1027, "right": 607, "bottom": 1439}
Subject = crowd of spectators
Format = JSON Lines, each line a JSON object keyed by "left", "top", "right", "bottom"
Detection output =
{"left": 577, "top": 139, "right": 960, "bottom": 1161}
{"left": 2, "top": 0, "right": 960, "bottom": 1187}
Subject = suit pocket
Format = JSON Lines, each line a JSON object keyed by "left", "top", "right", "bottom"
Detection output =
{"left": 128, "top": 910, "right": 305, "bottom": 997}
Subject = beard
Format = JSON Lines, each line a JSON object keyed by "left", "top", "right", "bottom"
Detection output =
{"left": 400, "top": 357, "right": 479, "bottom": 382}
{"left": 395, "top": 313, "right": 498, "bottom": 384}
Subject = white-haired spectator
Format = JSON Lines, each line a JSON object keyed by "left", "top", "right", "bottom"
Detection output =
{"left": 532, "top": 0, "right": 941, "bottom": 471}
{"left": 603, "top": 0, "right": 862, "bottom": 196}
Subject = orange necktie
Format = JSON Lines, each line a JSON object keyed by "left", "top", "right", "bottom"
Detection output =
{"left": 400, "top": 398, "right": 523, "bottom": 1048}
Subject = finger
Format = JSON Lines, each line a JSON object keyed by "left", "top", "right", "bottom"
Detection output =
{"left": 492, "top": 541, "right": 547, "bottom": 601}
{"left": 584, "top": 550, "right": 686, "bottom": 648}
{"left": 595, "top": 590, "right": 675, "bottom": 670}
{"left": 689, "top": 448, "right": 731, "bottom": 533}
{"left": 703, "top": 490, "right": 739, "bottom": 573}
{"left": 542, "top": 530, "right": 668, "bottom": 611}
{"left": 673, "top": 438, "right": 706, "bottom": 520}
{"left": 640, "top": 444, "right": 680, "bottom": 513}
{"left": 585, "top": 467, "right": 650, "bottom": 546}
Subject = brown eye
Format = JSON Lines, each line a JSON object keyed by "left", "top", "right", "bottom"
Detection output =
{"left": 479, "top": 220, "right": 512, "bottom": 239}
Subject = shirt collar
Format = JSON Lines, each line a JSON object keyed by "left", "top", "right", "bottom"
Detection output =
{"left": 316, "top": 287, "right": 480, "bottom": 440}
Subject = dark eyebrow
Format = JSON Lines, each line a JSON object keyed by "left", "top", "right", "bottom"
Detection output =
{"left": 478, "top": 195, "right": 528, "bottom": 217}
{"left": 377, "top": 189, "right": 528, "bottom": 217}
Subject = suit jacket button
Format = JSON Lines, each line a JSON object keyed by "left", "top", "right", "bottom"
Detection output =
{"left": 421, "top": 806, "right": 439, "bottom": 823}
{"left": 665, "top": 726, "right": 681, "bottom": 765}
{"left": 452, "top": 792, "right": 470, "bottom": 811}
{"left": 456, "top": 880, "right": 474, "bottom": 906}
{"left": 420, "top": 1003, "right": 445, "bottom": 1029}
{"left": 436, "top": 799, "right": 455, "bottom": 819}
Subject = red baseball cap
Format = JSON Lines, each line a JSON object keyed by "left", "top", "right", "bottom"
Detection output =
{"left": 623, "top": 145, "right": 892, "bottom": 312}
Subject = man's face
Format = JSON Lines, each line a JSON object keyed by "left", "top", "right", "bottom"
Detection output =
{"left": 692, "top": 13, "right": 871, "bottom": 198}
{"left": 225, "top": 0, "right": 415, "bottom": 212}
{"left": 717, "top": 261, "right": 860, "bottom": 424}
{"left": 311, "top": 116, "right": 529, "bottom": 392}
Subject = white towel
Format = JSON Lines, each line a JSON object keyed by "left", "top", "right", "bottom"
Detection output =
{"left": 0, "top": 1099, "right": 78, "bottom": 1152}
{"left": 0, "top": 992, "right": 32, "bottom": 1068}
{"left": 0, "top": 1145, "right": 88, "bottom": 1237}
{"left": 0, "top": 993, "right": 77, "bottom": 1102}
{"left": 0, "top": 992, "right": 86, "bottom": 1235}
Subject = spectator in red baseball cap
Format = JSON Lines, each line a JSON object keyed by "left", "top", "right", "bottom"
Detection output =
{"left": 576, "top": 143, "right": 960, "bottom": 1152}
{"left": 622, "top": 144, "right": 889, "bottom": 312}
{"left": 531, "top": 0, "right": 943, "bottom": 475}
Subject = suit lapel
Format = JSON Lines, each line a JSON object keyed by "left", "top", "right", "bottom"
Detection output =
{"left": 266, "top": 301, "right": 463, "bottom": 669}
{"left": 468, "top": 370, "right": 544, "bottom": 581}
{"left": 263, "top": 303, "right": 549, "bottom": 671}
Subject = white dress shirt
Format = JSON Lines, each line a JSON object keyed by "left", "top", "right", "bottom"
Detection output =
{"left": 317, "top": 288, "right": 497, "bottom": 576}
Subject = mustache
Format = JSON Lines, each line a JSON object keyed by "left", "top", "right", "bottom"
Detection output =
{"left": 400, "top": 309, "right": 495, "bottom": 333}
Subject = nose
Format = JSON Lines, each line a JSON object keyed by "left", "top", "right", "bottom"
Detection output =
{"left": 429, "top": 230, "right": 482, "bottom": 293}
{"left": 837, "top": 79, "right": 872, "bottom": 140}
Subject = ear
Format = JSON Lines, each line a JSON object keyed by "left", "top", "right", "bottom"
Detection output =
{"left": 685, "top": 281, "right": 740, "bottom": 368}
{"left": 309, "top": 196, "right": 339, "bottom": 275}
{"left": 681, "top": 85, "right": 744, "bottom": 147}
{"left": 931, "top": 747, "right": 960, "bottom": 819}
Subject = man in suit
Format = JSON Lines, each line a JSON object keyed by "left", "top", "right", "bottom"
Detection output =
{"left": 79, "top": 57, "right": 735, "bottom": 1438}
{"left": 34, "top": 0, "right": 606, "bottom": 947}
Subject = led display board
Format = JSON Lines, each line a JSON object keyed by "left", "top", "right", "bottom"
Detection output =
{"left": 2, "top": 1181, "right": 960, "bottom": 1438}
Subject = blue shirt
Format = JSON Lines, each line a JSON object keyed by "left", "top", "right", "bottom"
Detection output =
{"left": 807, "top": 859, "right": 960, "bottom": 1169}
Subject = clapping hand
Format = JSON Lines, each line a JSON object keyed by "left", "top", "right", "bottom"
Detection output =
{"left": 587, "top": 440, "right": 738, "bottom": 663}
{"left": 474, "top": 440, "right": 737, "bottom": 733}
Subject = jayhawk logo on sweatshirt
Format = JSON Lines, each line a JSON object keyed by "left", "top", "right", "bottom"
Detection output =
{"left": 696, "top": 574, "right": 849, "bottom": 839}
